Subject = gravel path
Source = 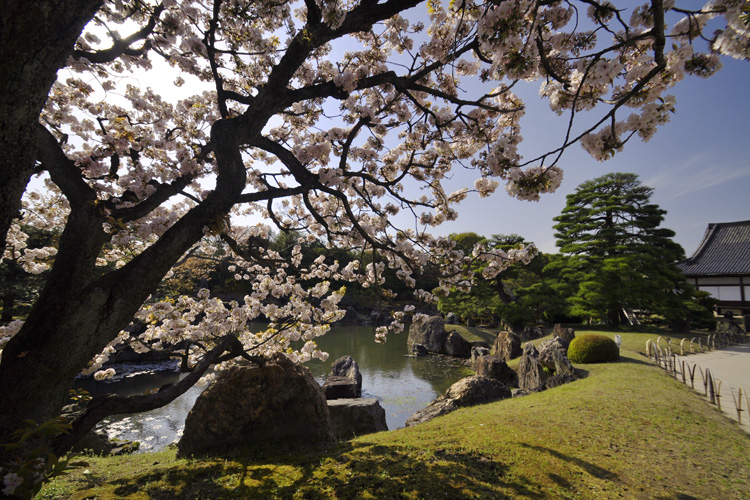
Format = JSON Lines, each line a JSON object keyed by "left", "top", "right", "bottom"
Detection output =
{"left": 678, "top": 343, "right": 750, "bottom": 433}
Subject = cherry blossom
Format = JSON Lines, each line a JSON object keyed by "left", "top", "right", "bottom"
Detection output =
{"left": 0, "top": 0, "right": 747, "bottom": 470}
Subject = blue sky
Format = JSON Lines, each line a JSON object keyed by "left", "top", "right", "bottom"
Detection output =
{"left": 435, "top": 55, "right": 750, "bottom": 256}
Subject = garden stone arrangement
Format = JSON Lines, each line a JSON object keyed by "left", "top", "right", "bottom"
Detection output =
{"left": 403, "top": 318, "right": 584, "bottom": 425}
{"left": 177, "top": 353, "right": 333, "bottom": 457}
{"left": 177, "top": 353, "right": 387, "bottom": 456}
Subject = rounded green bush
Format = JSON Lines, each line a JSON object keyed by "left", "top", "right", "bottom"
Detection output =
{"left": 567, "top": 334, "right": 619, "bottom": 364}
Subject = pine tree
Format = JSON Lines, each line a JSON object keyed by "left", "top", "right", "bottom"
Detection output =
{"left": 553, "top": 172, "right": 690, "bottom": 325}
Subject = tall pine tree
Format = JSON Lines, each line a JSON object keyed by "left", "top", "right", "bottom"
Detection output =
{"left": 553, "top": 172, "right": 692, "bottom": 326}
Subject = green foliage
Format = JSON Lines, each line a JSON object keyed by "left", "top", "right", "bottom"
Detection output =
{"left": 436, "top": 233, "right": 545, "bottom": 327}
{"left": 516, "top": 254, "right": 578, "bottom": 323}
{"left": 447, "top": 232, "right": 486, "bottom": 254}
{"left": 0, "top": 225, "right": 58, "bottom": 322}
{"left": 1, "top": 416, "right": 88, "bottom": 499}
{"left": 567, "top": 334, "right": 620, "bottom": 364}
{"left": 682, "top": 289, "right": 718, "bottom": 330}
{"left": 551, "top": 172, "right": 711, "bottom": 327}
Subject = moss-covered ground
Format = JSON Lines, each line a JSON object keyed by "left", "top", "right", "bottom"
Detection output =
{"left": 40, "top": 329, "right": 750, "bottom": 499}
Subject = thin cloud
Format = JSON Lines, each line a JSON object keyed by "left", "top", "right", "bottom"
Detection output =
{"left": 644, "top": 154, "right": 750, "bottom": 201}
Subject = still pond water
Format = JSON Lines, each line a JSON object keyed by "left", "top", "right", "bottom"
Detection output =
{"left": 77, "top": 325, "right": 473, "bottom": 452}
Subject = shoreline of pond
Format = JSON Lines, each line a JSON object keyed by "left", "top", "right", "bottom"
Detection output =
{"left": 77, "top": 324, "right": 474, "bottom": 452}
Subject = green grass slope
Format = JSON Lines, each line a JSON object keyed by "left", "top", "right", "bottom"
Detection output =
{"left": 41, "top": 331, "right": 750, "bottom": 500}
{"left": 444, "top": 324, "right": 497, "bottom": 344}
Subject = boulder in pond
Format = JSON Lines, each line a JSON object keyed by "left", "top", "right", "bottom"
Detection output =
{"left": 328, "top": 355, "right": 362, "bottom": 393}
{"left": 323, "top": 375, "right": 359, "bottom": 399}
{"left": 328, "top": 398, "right": 388, "bottom": 439}
{"left": 405, "top": 375, "right": 512, "bottom": 426}
{"left": 493, "top": 330, "right": 522, "bottom": 361}
{"left": 177, "top": 353, "right": 332, "bottom": 457}
{"left": 412, "top": 343, "right": 429, "bottom": 356}
{"left": 407, "top": 316, "right": 447, "bottom": 353}
{"left": 342, "top": 306, "right": 359, "bottom": 322}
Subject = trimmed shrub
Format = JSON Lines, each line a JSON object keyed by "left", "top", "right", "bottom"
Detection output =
{"left": 567, "top": 334, "right": 619, "bottom": 364}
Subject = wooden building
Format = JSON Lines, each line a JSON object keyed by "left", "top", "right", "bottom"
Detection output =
{"left": 677, "top": 220, "right": 750, "bottom": 316}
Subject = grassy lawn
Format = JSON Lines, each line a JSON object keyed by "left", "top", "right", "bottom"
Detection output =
{"left": 444, "top": 324, "right": 498, "bottom": 344}
{"left": 40, "top": 329, "right": 750, "bottom": 499}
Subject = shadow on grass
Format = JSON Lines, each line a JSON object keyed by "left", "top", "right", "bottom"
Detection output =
{"left": 518, "top": 443, "right": 618, "bottom": 481}
{"left": 575, "top": 324, "right": 672, "bottom": 334}
{"left": 617, "top": 355, "right": 652, "bottom": 366}
{"left": 653, "top": 494, "right": 702, "bottom": 500}
{"left": 105, "top": 441, "right": 547, "bottom": 499}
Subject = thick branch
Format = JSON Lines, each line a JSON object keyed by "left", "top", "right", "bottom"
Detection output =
{"left": 55, "top": 334, "right": 239, "bottom": 453}
{"left": 72, "top": 4, "right": 165, "bottom": 63}
{"left": 109, "top": 175, "right": 195, "bottom": 222}
{"left": 35, "top": 124, "right": 98, "bottom": 207}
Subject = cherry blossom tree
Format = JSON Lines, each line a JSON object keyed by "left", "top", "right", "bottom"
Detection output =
{"left": 0, "top": 0, "right": 748, "bottom": 471}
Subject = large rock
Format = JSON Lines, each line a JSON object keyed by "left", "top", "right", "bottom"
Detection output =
{"left": 404, "top": 398, "right": 458, "bottom": 427}
{"left": 542, "top": 349, "right": 579, "bottom": 390}
{"left": 445, "top": 312, "right": 459, "bottom": 325}
{"left": 553, "top": 324, "right": 576, "bottom": 346}
{"left": 470, "top": 345, "right": 491, "bottom": 366}
{"left": 177, "top": 353, "right": 332, "bottom": 457}
{"left": 71, "top": 430, "right": 112, "bottom": 456}
{"left": 493, "top": 331, "right": 522, "bottom": 361}
{"left": 549, "top": 348, "right": 576, "bottom": 377}
{"left": 323, "top": 375, "right": 359, "bottom": 399}
{"left": 518, "top": 326, "right": 544, "bottom": 341}
{"left": 412, "top": 343, "right": 429, "bottom": 356}
{"left": 342, "top": 306, "right": 359, "bottom": 322}
{"left": 544, "top": 372, "right": 579, "bottom": 390}
{"left": 328, "top": 398, "right": 388, "bottom": 439}
{"left": 517, "top": 343, "right": 546, "bottom": 392}
{"left": 537, "top": 337, "right": 569, "bottom": 371}
{"left": 71, "top": 430, "right": 140, "bottom": 456}
{"left": 370, "top": 310, "right": 382, "bottom": 325}
{"left": 475, "top": 355, "right": 517, "bottom": 386}
{"left": 329, "top": 355, "right": 362, "bottom": 393}
{"left": 407, "top": 316, "right": 447, "bottom": 353}
{"left": 405, "top": 375, "right": 512, "bottom": 426}
{"left": 442, "top": 330, "right": 472, "bottom": 358}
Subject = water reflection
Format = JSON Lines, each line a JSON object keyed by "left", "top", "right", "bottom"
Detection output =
{"left": 80, "top": 325, "right": 471, "bottom": 452}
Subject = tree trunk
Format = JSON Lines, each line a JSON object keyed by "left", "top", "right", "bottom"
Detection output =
{"left": 0, "top": 0, "right": 103, "bottom": 256}
{"left": 493, "top": 278, "right": 514, "bottom": 304}
{"left": 1, "top": 293, "right": 14, "bottom": 323}
{"left": 607, "top": 308, "right": 621, "bottom": 326}
{"left": 0, "top": 118, "right": 247, "bottom": 449}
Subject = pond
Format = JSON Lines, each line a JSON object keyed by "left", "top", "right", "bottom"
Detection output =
{"left": 77, "top": 324, "right": 474, "bottom": 452}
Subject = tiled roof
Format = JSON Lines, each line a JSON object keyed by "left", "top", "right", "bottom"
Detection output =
{"left": 676, "top": 220, "right": 750, "bottom": 276}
